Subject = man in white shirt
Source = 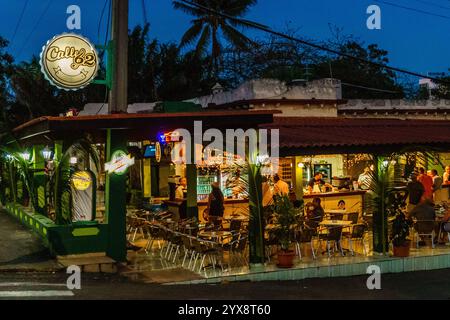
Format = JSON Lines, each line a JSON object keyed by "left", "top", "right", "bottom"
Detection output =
{"left": 175, "top": 177, "right": 187, "bottom": 199}
{"left": 443, "top": 166, "right": 450, "bottom": 185}
{"left": 273, "top": 174, "right": 289, "bottom": 196}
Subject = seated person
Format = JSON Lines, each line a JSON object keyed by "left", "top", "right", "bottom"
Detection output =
{"left": 305, "top": 197, "right": 325, "bottom": 229}
{"left": 437, "top": 203, "right": 450, "bottom": 243}
{"left": 337, "top": 200, "right": 346, "bottom": 210}
{"left": 410, "top": 199, "right": 437, "bottom": 244}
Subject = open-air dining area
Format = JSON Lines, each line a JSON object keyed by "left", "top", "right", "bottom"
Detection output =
{"left": 5, "top": 112, "right": 450, "bottom": 284}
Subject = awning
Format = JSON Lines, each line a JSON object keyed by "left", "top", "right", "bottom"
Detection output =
{"left": 262, "top": 117, "right": 450, "bottom": 155}
{"left": 12, "top": 110, "right": 280, "bottom": 144}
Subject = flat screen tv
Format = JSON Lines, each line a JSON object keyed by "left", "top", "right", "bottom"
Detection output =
{"left": 143, "top": 144, "right": 156, "bottom": 158}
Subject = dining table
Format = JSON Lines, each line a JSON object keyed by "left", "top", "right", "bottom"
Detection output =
{"left": 319, "top": 220, "right": 352, "bottom": 227}
{"left": 198, "top": 230, "right": 232, "bottom": 244}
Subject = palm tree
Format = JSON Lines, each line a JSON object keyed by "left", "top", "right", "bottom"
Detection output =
{"left": 173, "top": 0, "right": 262, "bottom": 75}
{"left": 366, "top": 149, "right": 444, "bottom": 255}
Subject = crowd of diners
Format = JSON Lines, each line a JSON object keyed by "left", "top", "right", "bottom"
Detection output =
{"left": 404, "top": 166, "right": 450, "bottom": 245}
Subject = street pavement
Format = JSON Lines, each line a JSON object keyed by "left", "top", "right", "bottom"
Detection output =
{"left": 0, "top": 209, "right": 61, "bottom": 271}
{"left": 0, "top": 268, "right": 449, "bottom": 299}
{"left": 1, "top": 208, "right": 450, "bottom": 300}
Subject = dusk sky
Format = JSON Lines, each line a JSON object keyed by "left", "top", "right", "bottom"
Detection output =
{"left": 0, "top": 0, "right": 449, "bottom": 77}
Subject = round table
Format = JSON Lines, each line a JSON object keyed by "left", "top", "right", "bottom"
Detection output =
{"left": 198, "top": 230, "right": 232, "bottom": 244}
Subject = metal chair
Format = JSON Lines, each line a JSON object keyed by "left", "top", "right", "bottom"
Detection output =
{"left": 438, "top": 221, "right": 450, "bottom": 244}
{"left": 346, "top": 212, "right": 359, "bottom": 224}
{"left": 316, "top": 226, "right": 345, "bottom": 257}
{"left": 345, "top": 223, "right": 368, "bottom": 256}
{"left": 414, "top": 220, "right": 436, "bottom": 249}
{"left": 294, "top": 224, "right": 317, "bottom": 260}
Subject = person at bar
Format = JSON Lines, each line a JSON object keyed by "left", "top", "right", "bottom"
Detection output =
{"left": 273, "top": 173, "right": 290, "bottom": 196}
{"left": 443, "top": 166, "right": 450, "bottom": 184}
{"left": 417, "top": 167, "right": 433, "bottom": 201}
{"left": 262, "top": 176, "right": 273, "bottom": 207}
{"left": 175, "top": 177, "right": 187, "bottom": 200}
{"left": 307, "top": 172, "right": 333, "bottom": 194}
{"left": 430, "top": 169, "right": 443, "bottom": 203}
{"left": 206, "top": 182, "right": 225, "bottom": 228}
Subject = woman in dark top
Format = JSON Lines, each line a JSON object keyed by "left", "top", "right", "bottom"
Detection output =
{"left": 305, "top": 197, "right": 325, "bottom": 229}
{"left": 207, "top": 182, "right": 224, "bottom": 227}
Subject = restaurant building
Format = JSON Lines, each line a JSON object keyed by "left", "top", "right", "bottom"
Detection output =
{"left": 5, "top": 78, "right": 450, "bottom": 282}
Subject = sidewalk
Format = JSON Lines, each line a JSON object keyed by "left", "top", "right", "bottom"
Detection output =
{"left": 0, "top": 209, "right": 63, "bottom": 272}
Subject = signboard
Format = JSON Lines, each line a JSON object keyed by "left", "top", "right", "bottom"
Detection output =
{"left": 72, "top": 171, "right": 92, "bottom": 191}
{"left": 40, "top": 33, "right": 99, "bottom": 90}
{"left": 155, "top": 142, "right": 161, "bottom": 163}
{"left": 70, "top": 170, "right": 95, "bottom": 222}
{"left": 105, "top": 150, "right": 135, "bottom": 175}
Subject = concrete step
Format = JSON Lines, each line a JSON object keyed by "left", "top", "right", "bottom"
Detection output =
{"left": 57, "top": 253, "right": 117, "bottom": 273}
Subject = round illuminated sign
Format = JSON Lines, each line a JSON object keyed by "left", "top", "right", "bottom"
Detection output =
{"left": 71, "top": 171, "right": 92, "bottom": 191}
{"left": 40, "top": 33, "right": 99, "bottom": 90}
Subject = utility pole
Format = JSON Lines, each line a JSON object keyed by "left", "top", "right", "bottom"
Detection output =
{"left": 109, "top": 0, "right": 128, "bottom": 114}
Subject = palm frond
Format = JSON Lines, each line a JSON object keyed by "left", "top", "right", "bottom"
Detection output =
{"left": 220, "top": 22, "right": 254, "bottom": 50}
{"left": 195, "top": 25, "right": 211, "bottom": 56}
{"left": 222, "top": 0, "right": 258, "bottom": 16}
{"left": 0, "top": 146, "right": 38, "bottom": 211}
{"left": 179, "top": 21, "right": 204, "bottom": 48}
{"left": 173, "top": 1, "right": 206, "bottom": 17}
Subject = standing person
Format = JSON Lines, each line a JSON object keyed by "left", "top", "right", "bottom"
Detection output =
{"left": 261, "top": 176, "right": 274, "bottom": 230}
{"left": 307, "top": 172, "right": 333, "bottom": 194}
{"left": 443, "top": 166, "right": 450, "bottom": 185}
{"left": 406, "top": 174, "right": 425, "bottom": 218}
{"left": 175, "top": 177, "right": 187, "bottom": 200}
{"left": 430, "top": 169, "right": 443, "bottom": 203}
{"left": 262, "top": 176, "right": 273, "bottom": 207}
{"left": 206, "top": 182, "right": 224, "bottom": 228}
{"left": 417, "top": 167, "right": 433, "bottom": 201}
{"left": 273, "top": 173, "right": 290, "bottom": 196}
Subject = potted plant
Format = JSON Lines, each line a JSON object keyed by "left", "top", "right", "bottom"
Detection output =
{"left": 390, "top": 212, "right": 411, "bottom": 257}
{"left": 273, "top": 194, "right": 298, "bottom": 268}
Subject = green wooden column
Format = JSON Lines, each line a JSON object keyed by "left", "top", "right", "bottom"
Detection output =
{"left": 32, "top": 145, "right": 47, "bottom": 215}
{"left": 186, "top": 138, "right": 197, "bottom": 219}
{"left": 372, "top": 155, "right": 389, "bottom": 254}
{"left": 186, "top": 164, "right": 197, "bottom": 219}
{"left": 105, "top": 129, "right": 127, "bottom": 262}
{"left": 8, "top": 161, "right": 16, "bottom": 204}
{"left": 248, "top": 163, "right": 265, "bottom": 265}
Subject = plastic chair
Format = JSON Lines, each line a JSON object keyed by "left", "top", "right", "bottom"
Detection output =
{"left": 414, "top": 220, "right": 436, "bottom": 249}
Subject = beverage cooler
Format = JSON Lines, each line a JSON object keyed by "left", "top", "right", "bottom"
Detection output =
{"left": 197, "top": 166, "right": 220, "bottom": 201}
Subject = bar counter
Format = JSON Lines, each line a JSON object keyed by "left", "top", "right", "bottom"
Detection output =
{"left": 163, "top": 198, "right": 249, "bottom": 223}
{"left": 303, "top": 190, "right": 367, "bottom": 214}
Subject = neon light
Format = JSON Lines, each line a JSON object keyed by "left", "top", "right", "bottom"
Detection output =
{"left": 105, "top": 150, "right": 135, "bottom": 175}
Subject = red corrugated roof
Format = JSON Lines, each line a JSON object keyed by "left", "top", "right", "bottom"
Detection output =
{"left": 262, "top": 117, "right": 450, "bottom": 149}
